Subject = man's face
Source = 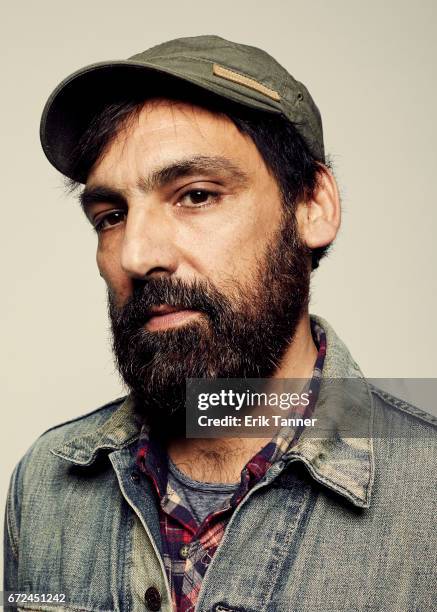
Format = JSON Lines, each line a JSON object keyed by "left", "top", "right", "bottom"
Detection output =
{"left": 82, "top": 99, "right": 311, "bottom": 435}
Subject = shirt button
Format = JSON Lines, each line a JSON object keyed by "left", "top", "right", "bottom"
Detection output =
{"left": 144, "top": 586, "right": 161, "bottom": 611}
{"left": 179, "top": 544, "right": 190, "bottom": 559}
{"left": 130, "top": 471, "right": 140, "bottom": 484}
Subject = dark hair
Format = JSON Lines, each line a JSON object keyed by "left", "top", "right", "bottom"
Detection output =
{"left": 68, "top": 91, "right": 333, "bottom": 269}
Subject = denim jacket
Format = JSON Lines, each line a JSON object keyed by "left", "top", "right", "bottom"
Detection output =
{"left": 4, "top": 315, "right": 437, "bottom": 612}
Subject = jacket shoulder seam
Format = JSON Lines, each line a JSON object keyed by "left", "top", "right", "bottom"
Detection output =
{"left": 370, "top": 384, "right": 437, "bottom": 429}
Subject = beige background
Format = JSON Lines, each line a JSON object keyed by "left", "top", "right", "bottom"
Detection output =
{"left": 1, "top": 0, "right": 436, "bottom": 575}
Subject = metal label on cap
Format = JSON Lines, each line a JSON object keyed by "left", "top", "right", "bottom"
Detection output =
{"left": 212, "top": 63, "right": 281, "bottom": 101}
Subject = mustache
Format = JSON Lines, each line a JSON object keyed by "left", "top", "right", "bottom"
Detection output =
{"left": 108, "top": 276, "right": 230, "bottom": 330}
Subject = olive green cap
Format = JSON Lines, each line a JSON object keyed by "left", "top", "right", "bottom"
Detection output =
{"left": 40, "top": 35, "right": 324, "bottom": 182}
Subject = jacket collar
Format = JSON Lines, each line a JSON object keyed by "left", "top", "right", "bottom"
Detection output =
{"left": 51, "top": 314, "right": 374, "bottom": 509}
{"left": 50, "top": 395, "right": 142, "bottom": 466}
{"left": 283, "top": 315, "right": 375, "bottom": 509}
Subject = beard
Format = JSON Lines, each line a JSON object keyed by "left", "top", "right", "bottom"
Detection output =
{"left": 108, "top": 207, "right": 311, "bottom": 439}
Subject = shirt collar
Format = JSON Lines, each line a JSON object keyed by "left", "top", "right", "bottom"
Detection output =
{"left": 50, "top": 314, "right": 374, "bottom": 508}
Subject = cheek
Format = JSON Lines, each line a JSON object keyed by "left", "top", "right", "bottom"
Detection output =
{"left": 96, "top": 243, "right": 131, "bottom": 305}
{"left": 185, "top": 202, "right": 280, "bottom": 285}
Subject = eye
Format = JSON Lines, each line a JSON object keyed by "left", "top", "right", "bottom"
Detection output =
{"left": 94, "top": 211, "right": 126, "bottom": 233}
{"left": 177, "top": 189, "right": 220, "bottom": 208}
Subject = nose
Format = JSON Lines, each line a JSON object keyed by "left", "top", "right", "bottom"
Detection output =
{"left": 120, "top": 201, "right": 178, "bottom": 279}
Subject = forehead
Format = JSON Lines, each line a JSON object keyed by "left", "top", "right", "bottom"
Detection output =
{"left": 87, "top": 97, "right": 268, "bottom": 187}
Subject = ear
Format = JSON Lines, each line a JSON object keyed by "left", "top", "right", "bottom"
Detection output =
{"left": 295, "top": 164, "right": 341, "bottom": 249}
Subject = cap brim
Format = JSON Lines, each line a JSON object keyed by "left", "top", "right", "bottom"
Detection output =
{"left": 40, "top": 60, "right": 281, "bottom": 183}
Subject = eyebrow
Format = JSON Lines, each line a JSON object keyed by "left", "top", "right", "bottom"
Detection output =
{"left": 79, "top": 155, "right": 249, "bottom": 216}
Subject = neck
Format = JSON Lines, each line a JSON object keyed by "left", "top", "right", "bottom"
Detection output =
{"left": 167, "top": 313, "right": 318, "bottom": 483}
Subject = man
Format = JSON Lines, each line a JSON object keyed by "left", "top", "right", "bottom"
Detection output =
{"left": 4, "top": 35, "right": 436, "bottom": 612}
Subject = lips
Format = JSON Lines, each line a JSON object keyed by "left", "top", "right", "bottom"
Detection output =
{"left": 146, "top": 304, "right": 185, "bottom": 318}
{"left": 145, "top": 304, "right": 200, "bottom": 331}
